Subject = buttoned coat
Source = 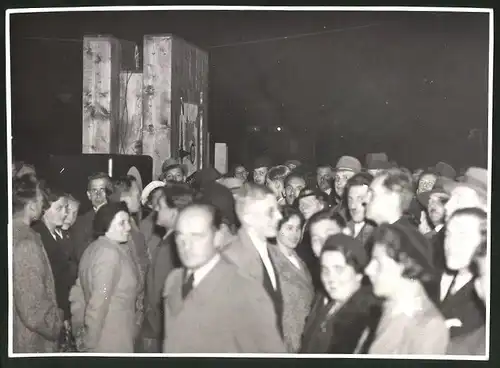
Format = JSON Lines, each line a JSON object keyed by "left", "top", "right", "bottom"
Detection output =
{"left": 162, "top": 256, "right": 287, "bottom": 353}
{"left": 268, "top": 245, "right": 314, "bottom": 352}
{"left": 12, "top": 221, "right": 63, "bottom": 353}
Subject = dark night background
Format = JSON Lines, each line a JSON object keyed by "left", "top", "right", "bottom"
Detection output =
{"left": 9, "top": 10, "right": 490, "bottom": 171}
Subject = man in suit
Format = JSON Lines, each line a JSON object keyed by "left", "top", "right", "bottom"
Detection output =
{"left": 365, "top": 168, "right": 439, "bottom": 302}
{"left": 344, "top": 172, "right": 376, "bottom": 246}
{"left": 163, "top": 204, "right": 286, "bottom": 353}
{"left": 71, "top": 172, "right": 112, "bottom": 262}
{"left": 223, "top": 183, "right": 287, "bottom": 339}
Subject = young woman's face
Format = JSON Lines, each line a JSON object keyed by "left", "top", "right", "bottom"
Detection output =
{"left": 321, "top": 250, "right": 362, "bottom": 302}
{"left": 365, "top": 244, "right": 403, "bottom": 298}
{"left": 277, "top": 215, "right": 302, "bottom": 250}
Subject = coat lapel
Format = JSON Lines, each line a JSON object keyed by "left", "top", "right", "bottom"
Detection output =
{"left": 226, "top": 229, "right": 265, "bottom": 282}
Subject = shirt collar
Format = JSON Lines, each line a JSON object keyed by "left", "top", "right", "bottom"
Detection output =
{"left": 435, "top": 224, "right": 444, "bottom": 233}
{"left": 246, "top": 228, "right": 269, "bottom": 258}
{"left": 191, "top": 253, "right": 221, "bottom": 287}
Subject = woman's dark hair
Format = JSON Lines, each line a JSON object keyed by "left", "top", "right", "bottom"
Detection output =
{"left": 158, "top": 183, "right": 194, "bottom": 211}
{"left": 93, "top": 201, "right": 129, "bottom": 238}
{"left": 278, "top": 205, "right": 305, "bottom": 231}
{"left": 321, "top": 236, "right": 368, "bottom": 274}
{"left": 13, "top": 173, "right": 39, "bottom": 214}
{"left": 306, "top": 207, "right": 347, "bottom": 233}
{"left": 371, "top": 224, "right": 434, "bottom": 283}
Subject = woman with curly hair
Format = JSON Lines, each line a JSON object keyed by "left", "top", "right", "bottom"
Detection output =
{"left": 358, "top": 223, "right": 449, "bottom": 354}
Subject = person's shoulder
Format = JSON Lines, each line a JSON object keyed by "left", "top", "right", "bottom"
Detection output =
{"left": 163, "top": 267, "right": 183, "bottom": 296}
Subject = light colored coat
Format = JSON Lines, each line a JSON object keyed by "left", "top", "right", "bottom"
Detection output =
{"left": 70, "top": 236, "right": 140, "bottom": 352}
{"left": 268, "top": 245, "right": 314, "bottom": 352}
{"left": 163, "top": 256, "right": 287, "bottom": 353}
{"left": 363, "top": 282, "right": 449, "bottom": 355}
{"left": 12, "top": 221, "right": 64, "bottom": 353}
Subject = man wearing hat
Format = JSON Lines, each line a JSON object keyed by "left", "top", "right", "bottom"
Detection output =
{"left": 160, "top": 158, "right": 188, "bottom": 183}
{"left": 365, "top": 153, "right": 390, "bottom": 177}
{"left": 444, "top": 167, "right": 488, "bottom": 220}
{"left": 435, "top": 162, "right": 457, "bottom": 180}
{"left": 332, "top": 156, "right": 362, "bottom": 211}
{"left": 284, "top": 159, "right": 302, "bottom": 171}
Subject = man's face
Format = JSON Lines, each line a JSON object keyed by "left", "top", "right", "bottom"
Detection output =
{"left": 44, "top": 196, "right": 69, "bottom": 228}
{"left": 316, "top": 167, "right": 333, "bottom": 192}
{"left": 62, "top": 200, "right": 79, "bottom": 230}
{"left": 299, "top": 196, "right": 324, "bottom": 221}
{"left": 164, "top": 167, "right": 185, "bottom": 183}
{"left": 347, "top": 184, "right": 369, "bottom": 224}
{"left": 176, "top": 208, "right": 217, "bottom": 270}
{"left": 154, "top": 196, "right": 177, "bottom": 229}
{"left": 310, "top": 219, "right": 343, "bottom": 258}
{"left": 285, "top": 177, "right": 306, "bottom": 205}
{"left": 427, "top": 193, "right": 449, "bottom": 227}
{"left": 87, "top": 178, "right": 109, "bottom": 209}
{"left": 253, "top": 167, "right": 268, "bottom": 185}
{"left": 365, "top": 176, "right": 397, "bottom": 224}
{"left": 235, "top": 166, "right": 248, "bottom": 182}
{"left": 445, "top": 186, "right": 484, "bottom": 221}
{"left": 445, "top": 214, "right": 482, "bottom": 271}
{"left": 242, "top": 194, "right": 282, "bottom": 238}
{"left": 334, "top": 170, "right": 355, "bottom": 197}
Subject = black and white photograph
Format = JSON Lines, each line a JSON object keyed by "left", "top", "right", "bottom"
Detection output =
{"left": 6, "top": 5, "right": 492, "bottom": 361}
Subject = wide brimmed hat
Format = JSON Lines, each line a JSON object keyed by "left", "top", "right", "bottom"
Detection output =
{"left": 141, "top": 180, "right": 165, "bottom": 206}
{"left": 435, "top": 161, "right": 457, "bottom": 180}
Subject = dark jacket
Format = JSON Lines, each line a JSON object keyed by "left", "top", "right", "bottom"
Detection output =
{"left": 32, "top": 221, "right": 78, "bottom": 321}
{"left": 71, "top": 210, "right": 96, "bottom": 263}
{"left": 301, "top": 285, "right": 382, "bottom": 354}
{"left": 439, "top": 278, "right": 485, "bottom": 339}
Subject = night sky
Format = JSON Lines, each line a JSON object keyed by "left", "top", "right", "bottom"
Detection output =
{"left": 9, "top": 9, "right": 490, "bottom": 171}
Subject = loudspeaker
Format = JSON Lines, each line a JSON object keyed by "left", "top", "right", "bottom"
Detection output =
{"left": 41, "top": 154, "right": 153, "bottom": 213}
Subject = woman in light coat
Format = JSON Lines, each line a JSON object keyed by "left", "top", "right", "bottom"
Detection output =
{"left": 70, "top": 202, "right": 140, "bottom": 353}
{"left": 358, "top": 223, "right": 449, "bottom": 355}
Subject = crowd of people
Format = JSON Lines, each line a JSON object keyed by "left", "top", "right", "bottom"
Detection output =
{"left": 11, "top": 152, "right": 488, "bottom": 356}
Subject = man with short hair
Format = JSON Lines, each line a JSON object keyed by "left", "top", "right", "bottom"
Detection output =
{"left": 72, "top": 172, "right": 112, "bottom": 262}
{"left": 316, "top": 164, "right": 334, "bottom": 197}
{"left": 284, "top": 172, "right": 306, "bottom": 206}
{"left": 365, "top": 168, "right": 438, "bottom": 302}
{"left": 233, "top": 164, "right": 249, "bottom": 183}
{"left": 160, "top": 159, "right": 187, "bottom": 183}
{"left": 224, "top": 183, "right": 287, "bottom": 347}
{"left": 253, "top": 157, "right": 272, "bottom": 185}
{"left": 266, "top": 165, "right": 291, "bottom": 206}
{"left": 140, "top": 183, "right": 194, "bottom": 353}
{"left": 163, "top": 204, "right": 286, "bottom": 353}
{"left": 344, "top": 172, "right": 376, "bottom": 245}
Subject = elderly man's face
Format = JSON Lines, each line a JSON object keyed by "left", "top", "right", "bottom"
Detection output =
{"left": 253, "top": 167, "right": 268, "bottom": 185}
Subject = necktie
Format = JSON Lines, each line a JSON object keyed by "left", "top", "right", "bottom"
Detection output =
{"left": 182, "top": 271, "right": 195, "bottom": 300}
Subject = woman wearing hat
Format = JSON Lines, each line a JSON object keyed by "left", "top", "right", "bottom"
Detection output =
{"left": 301, "top": 234, "right": 381, "bottom": 353}
{"left": 359, "top": 223, "right": 448, "bottom": 354}
{"left": 70, "top": 202, "right": 140, "bottom": 352}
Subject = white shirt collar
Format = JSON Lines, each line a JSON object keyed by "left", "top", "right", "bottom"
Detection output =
{"left": 435, "top": 224, "right": 444, "bottom": 233}
{"left": 353, "top": 222, "right": 365, "bottom": 237}
{"left": 325, "top": 188, "right": 332, "bottom": 195}
{"left": 247, "top": 228, "right": 269, "bottom": 258}
{"left": 191, "top": 253, "right": 221, "bottom": 287}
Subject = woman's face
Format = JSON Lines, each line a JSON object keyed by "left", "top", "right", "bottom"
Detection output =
{"left": 445, "top": 214, "right": 482, "bottom": 271}
{"left": 321, "top": 250, "right": 362, "bottom": 302}
{"left": 417, "top": 174, "right": 437, "bottom": 194}
{"left": 299, "top": 196, "right": 324, "bottom": 220}
{"left": 277, "top": 215, "right": 302, "bottom": 250}
{"left": 310, "top": 219, "right": 343, "bottom": 258}
{"left": 365, "top": 243, "right": 403, "bottom": 298}
{"left": 106, "top": 211, "right": 131, "bottom": 243}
